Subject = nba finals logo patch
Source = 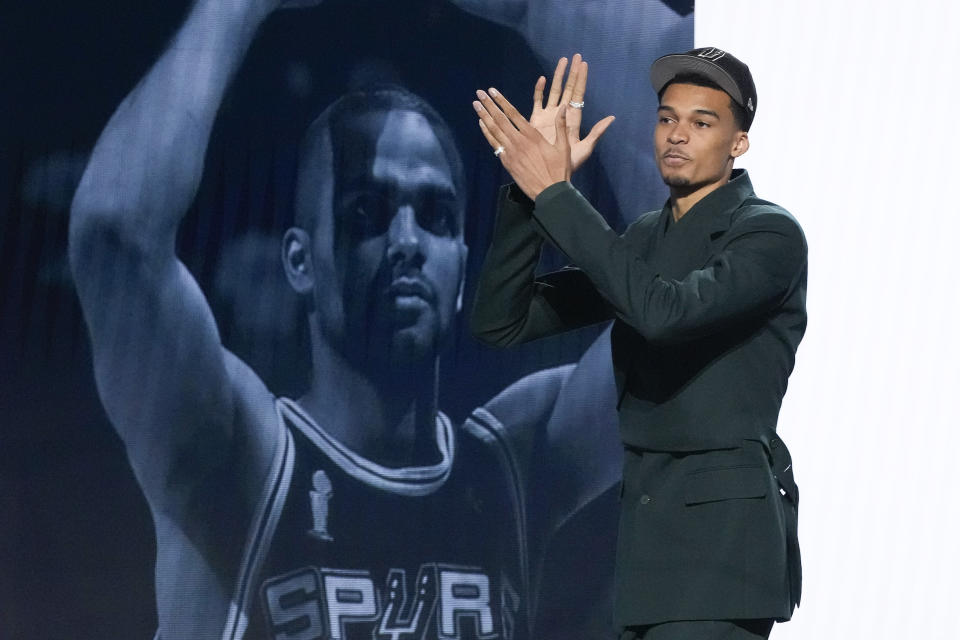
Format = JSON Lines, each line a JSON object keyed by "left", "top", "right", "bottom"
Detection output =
{"left": 309, "top": 470, "right": 334, "bottom": 542}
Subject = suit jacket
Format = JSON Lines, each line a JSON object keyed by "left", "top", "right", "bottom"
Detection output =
{"left": 471, "top": 170, "right": 806, "bottom": 626}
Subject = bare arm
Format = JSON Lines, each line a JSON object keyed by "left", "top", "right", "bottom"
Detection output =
{"left": 68, "top": 0, "right": 299, "bottom": 511}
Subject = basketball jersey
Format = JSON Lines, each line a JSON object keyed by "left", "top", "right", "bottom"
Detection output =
{"left": 218, "top": 398, "right": 529, "bottom": 640}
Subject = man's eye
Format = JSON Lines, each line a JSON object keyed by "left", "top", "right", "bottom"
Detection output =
{"left": 350, "top": 194, "right": 390, "bottom": 235}
{"left": 417, "top": 193, "right": 458, "bottom": 237}
{"left": 695, "top": 121, "right": 710, "bottom": 128}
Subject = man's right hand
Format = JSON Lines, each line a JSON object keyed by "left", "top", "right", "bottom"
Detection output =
{"left": 528, "top": 54, "right": 615, "bottom": 173}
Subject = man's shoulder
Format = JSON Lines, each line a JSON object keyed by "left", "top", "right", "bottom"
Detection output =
{"left": 464, "top": 364, "right": 575, "bottom": 445}
{"left": 732, "top": 195, "right": 806, "bottom": 243}
{"left": 463, "top": 329, "right": 616, "bottom": 471}
{"left": 735, "top": 195, "right": 798, "bottom": 223}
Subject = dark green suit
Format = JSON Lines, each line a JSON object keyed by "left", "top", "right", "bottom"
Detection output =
{"left": 471, "top": 170, "right": 805, "bottom": 628}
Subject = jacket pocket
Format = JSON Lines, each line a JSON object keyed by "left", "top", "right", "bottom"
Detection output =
{"left": 683, "top": 464, "right": 767, "bottom": 505}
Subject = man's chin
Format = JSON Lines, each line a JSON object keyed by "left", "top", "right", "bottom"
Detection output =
{"left": 384, "top": 324, "right": 438, "bottom": 368}
{"left": 661, "top": 173, "right": 691, "bottom": 188}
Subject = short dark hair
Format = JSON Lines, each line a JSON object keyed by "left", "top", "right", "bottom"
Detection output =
{"left": 294, "top": 85, "right": 466, "bottom": 234}
{"left": 657, "top": 72, "right": 750, "bottom": 132}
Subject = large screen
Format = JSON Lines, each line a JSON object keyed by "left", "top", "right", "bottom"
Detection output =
{"left": 1, "top": 1, "right": 691, "bottom": 638}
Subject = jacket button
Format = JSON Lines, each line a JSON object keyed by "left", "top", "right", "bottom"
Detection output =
{"left": 640, "top": 494, "right": 652, "bottom": 505}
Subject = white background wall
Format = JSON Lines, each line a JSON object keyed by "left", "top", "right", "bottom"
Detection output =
{"left": 695, "top": 1, "right": 960, "bottom": 637}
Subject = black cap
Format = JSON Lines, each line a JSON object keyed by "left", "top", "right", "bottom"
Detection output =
{"left": 650, "top": 47, "right": 757, "bottom": 130}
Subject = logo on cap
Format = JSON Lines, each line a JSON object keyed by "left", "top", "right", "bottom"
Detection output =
{"left": 697, "top": 48, "right": 726, "bottom": 62}
{"left": 747, "top": 97, "right": 754, "bottom": 111}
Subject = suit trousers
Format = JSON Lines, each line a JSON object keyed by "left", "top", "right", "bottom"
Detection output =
{"left": 620, "top": 618, "right": 774, "bottom": 640}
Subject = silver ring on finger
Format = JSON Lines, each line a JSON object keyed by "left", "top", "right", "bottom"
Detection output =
{"left": 494, "top": 146, "right": 505, "bottom": 157}
{"left": 569, "top": 100, "right": 585, "bottom": 109}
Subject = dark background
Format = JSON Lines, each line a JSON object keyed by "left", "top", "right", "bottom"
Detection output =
{"left": 0, "top": 1, "right": 690, "bottom": 637}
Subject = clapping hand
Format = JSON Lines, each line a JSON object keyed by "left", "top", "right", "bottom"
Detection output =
{"left": 473, "top": 54, "right": 615, "bottom": 200}
{"left": 530, "top": 54, "right": 615, "bottom": 171}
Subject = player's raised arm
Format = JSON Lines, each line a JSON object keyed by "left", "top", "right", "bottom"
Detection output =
{"left": 68, "top": 0, "right": 315, "bottom": 509}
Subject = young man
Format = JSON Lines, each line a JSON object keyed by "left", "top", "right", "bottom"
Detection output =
{"left": 472, "top": 48, "right": 806, "bottom": 639}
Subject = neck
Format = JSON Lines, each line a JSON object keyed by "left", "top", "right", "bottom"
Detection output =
{"left": 299, "top": 323, "right": 441, "bottom": 468}
{"left": 669, "top": 169, "right": 734, "bottom": 222}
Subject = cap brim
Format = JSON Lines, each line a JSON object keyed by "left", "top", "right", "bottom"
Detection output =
{"left": 650, "top": 54, "right": 744, "bottom": 107}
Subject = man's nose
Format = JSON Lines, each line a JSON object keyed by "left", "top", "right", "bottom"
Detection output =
{"left": 667, "top": 123, "right": 688, "bottom": 144}
{"left": 387, "top": 205, "right": 425, "bottom": 267}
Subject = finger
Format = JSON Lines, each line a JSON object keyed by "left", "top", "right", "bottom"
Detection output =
{"left": 531, "top": 76, "right": 546, "bottom": 116}
{"left": 546, "top": 57, "right": 568, "bottom": 107}
{"left": 473, "top": 97, "right": 512, "bottom": 148}
{"left": 489, "top": 87, "right": 538, "bottom": 139}
{"left": 581, "top": 115, "right": 616, "bottom": 147}
{"left": 477, "top": 118, "right": 504, "bottom": 151}
{"left": 476, "top": 90, "right": 518, "bottom": 142}
{"left": 560, "top": 53, "right": 582, "bottom": 105}
{"left": 571, "top": 60, "right": 588, "bottom": 105}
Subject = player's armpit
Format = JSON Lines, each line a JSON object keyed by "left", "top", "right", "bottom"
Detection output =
{"left": 70, "top": 225, "right": 248, "bottom": 509}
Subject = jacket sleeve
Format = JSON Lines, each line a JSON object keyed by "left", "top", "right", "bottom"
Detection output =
{"left": 531, "top": 181, "right": 807, "bottom": 346}
{"left": 471, "top": 184, "right": 614, "bottom": 347}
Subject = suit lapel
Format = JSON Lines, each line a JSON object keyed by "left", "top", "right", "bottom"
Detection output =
{"left": 655, "top": 207, "right": 728, "bottom": 279}
{"left": 654, "top": 181, "right": 745, "bottom": 278}
{"left": 635, "top": 170, "right": 754, "bottom": 280}
{"left": 699, "top": 208, "right": 735, "bottom": 269}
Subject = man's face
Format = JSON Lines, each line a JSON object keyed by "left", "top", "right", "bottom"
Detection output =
{"left": 654, "top": 82, "right": 746, "bottom": 191}
{"left": 313, "top": 108, "right": 466, "bottom": 369}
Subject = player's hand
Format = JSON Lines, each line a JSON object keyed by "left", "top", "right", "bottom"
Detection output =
{"left": 530, "top": 54, "right": 615, "bottom": 172}
{"left": 474, "top": 86, "right": 572, "bottom": 200}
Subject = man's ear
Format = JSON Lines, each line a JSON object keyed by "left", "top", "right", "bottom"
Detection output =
{"left": 731, "top": 131, "right": 750, "bottom": 159}
{"left": 282, "top": 227, "right": 314, "bottom": 295}
{"left": 455, "top": 242, "right": 469, "bottom": 314}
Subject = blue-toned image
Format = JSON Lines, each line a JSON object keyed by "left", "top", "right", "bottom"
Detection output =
{"left": 0, "top": 1, "right": 692, "bottom": 638}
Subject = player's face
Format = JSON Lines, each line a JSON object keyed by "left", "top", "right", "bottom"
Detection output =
{"left": 654, "top": 83, "right": 747, "bottom": 191}
{"left": 318, "top": 108, "right": 466, "bottom": 368}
